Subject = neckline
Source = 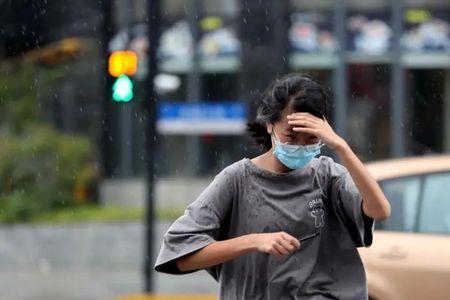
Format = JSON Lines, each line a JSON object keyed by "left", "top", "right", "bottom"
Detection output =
{"left": 243, "top": 157, "right": 314, "bottom": 178}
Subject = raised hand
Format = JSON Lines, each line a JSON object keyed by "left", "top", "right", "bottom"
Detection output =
{"left": 287, "top": 112, "right": 346, "bottom": 150}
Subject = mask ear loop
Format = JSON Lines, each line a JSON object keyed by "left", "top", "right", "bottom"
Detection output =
{"left": 272, "top": 129, "right": 279, "bottom": 143}
{"left": 271, "top": 126, "right": 287, "bottom": 145}
{"left": 269, "top": 124, "right": 277, "bottom": 142}
{"left": 270, "top": 124, "right": 283, "bottom": 155}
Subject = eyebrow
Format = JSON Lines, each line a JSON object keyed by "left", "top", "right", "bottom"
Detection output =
{"left": 284, "top": 130, "right": 298, "bottom": 136}
{"left": 282, "top": 127, "right": 317, "bottom": 139}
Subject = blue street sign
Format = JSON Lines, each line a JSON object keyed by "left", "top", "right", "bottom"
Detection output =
{"left": 157, "top": 101, "right": 247, "bottom": 134}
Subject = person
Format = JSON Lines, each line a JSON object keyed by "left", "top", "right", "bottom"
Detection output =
{"left": 154, "top": 73, "right": 391, "bottom": 299}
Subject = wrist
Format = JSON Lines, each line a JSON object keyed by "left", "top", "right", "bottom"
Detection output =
{"left": 334, "top": 138, "right": 350, "bottom": 154}
{"left": 244, "top": 233, "right": 260, "bottom": 252}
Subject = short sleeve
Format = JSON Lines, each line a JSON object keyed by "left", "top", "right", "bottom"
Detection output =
{"left": 327, "top": 159, "right": 375, "bottom": 248}
{"left": 153, "top": 167, "right": 235, "bottom": 280}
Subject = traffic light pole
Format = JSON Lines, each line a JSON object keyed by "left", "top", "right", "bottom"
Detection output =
{"left": 101, "top": 0, "right": 114, "bottom": 177}
{"left": 144, "top": 0, "right": 160, "bottom": 293}
{"left": 186, "top": 0, "right": 202, "bottom": 176}
{"left": 119, "top": 103, "right": 133, "bottom": 177}
{"left": 118, "top": 0, "right": 134, "bottom": 177}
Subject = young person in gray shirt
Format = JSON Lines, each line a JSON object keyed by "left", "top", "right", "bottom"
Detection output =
{"left": 155, "top": 73, "right": 391, "bottom": 299}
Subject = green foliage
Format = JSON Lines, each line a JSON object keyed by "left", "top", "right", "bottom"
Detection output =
{"left": 0, "top": 50, "right": 100, "bottom": 223}
{"left": 0, "top": 125, "right": 96, "bottom": 222}
{"left": 0, "top": 204, "right": 184, "bottom": 224}
{"left": 28, "top": 204, "right": 145, "bottom": 224}
{"left": 0, "top": 62, "right": 65, "bottom": 134}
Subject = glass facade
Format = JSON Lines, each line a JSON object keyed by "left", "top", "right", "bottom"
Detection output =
{"left": 139, "top": 0, "right": 450, "bottom": 178}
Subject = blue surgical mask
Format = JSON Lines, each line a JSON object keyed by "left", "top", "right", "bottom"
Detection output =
{"left": 272, "top": 131, "right": 323, "bottom": 169}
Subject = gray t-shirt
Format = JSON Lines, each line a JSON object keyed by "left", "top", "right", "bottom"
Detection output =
{"left": 154, "top": 156, "right": 374, "bottom": 299}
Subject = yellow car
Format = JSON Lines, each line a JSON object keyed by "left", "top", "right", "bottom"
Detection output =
{"left": 360, "top": 155, "right": 450, "bottom": 300}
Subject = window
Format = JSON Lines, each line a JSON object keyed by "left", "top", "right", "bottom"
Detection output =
{"left": 345, "top": 0, "right": 392, "bottom": 55}
{"left": 418, "top": 172, "right": 450, "bottom": 234}
{"left": 404, "top": 69, "right": 447, "bottom": 155}
{"left": 347, "top": 64, "right": 391, "bottom": 161}
{"left": 379, "top": 176, "right": 421, "bottom": 231}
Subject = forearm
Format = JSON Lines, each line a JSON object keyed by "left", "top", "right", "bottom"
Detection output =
{"left": 335, "top": 141, "right": 391, "bottom": 220}
{"left": 176, "top": 234, "right": 257, "bottom": 272}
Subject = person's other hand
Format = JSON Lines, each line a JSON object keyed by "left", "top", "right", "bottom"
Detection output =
{"left": 253, "top": 231, "right": 300, "bottom": 257}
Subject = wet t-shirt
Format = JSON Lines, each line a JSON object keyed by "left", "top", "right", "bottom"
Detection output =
{"left": 154, "top": 156, "right": 374, "bottom": 300}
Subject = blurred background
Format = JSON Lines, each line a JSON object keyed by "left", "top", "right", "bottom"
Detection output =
{"left": 0, "top": 0, "right": 449, "bottom": 299}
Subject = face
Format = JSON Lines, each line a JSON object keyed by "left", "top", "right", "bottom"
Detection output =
{"left": 267, "top": 106, "right": 320, "bottom": 146}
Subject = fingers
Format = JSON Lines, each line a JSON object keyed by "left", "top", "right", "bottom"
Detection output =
{"left": 287, "top": 114, "right": 323, "bottom": 133}
{"left": 260, "top": 232, "right": 302, "bottom": 257}
{"left": 287, "top": 112, "right": 322, "bottom": 123}
{"left": 281, "top": 232, "right": 300, "bottom": 249}
{"left": 287, "top": 237, "right": 301, "bottom": 249}
{"left": 280, "top": 239, "right": 297, "bottom": 254}
{"left": 276, "top": 232, "right": 300, "bottom": 257}
{"left": 292, "top": 127, "right": 319, "bottom": 135}
{"left": 287, "top": 119, "right": 318, "bottom": 128}
{"left": 273, "top": 242, "right": 289, "bottom": 256}
{"left": 266, "top": 245, "right": 282, "bottom": 257}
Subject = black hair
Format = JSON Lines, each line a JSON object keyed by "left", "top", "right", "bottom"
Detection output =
{"left": 247, "top": 73, "right": 329, "bottom": 150}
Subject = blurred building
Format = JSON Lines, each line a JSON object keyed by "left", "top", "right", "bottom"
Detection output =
{"left": 102, "top": 0, "right": 450, "bottom": 207}
{"left": 1, "top": 0, "right": 450, "bottom": 206}
{"left": 145, "top": 0, "right": 450, "bottom": 179}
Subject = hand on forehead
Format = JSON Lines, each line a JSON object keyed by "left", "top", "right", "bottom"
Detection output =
{"left": 270, "top": 111, "right": 321, "bottom": 144}
{"left": 279, "top": 109, "right": 320, "bottom": 133}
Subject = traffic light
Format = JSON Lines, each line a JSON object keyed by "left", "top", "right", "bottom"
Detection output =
{"left": 108, "top": 50, "right": 138, "bottom": 102}
{"left": 108, "top": 50, "right": 138, "bottom": 77}
{"left": 112, "top": 74, "right": 134, "bottom": 102}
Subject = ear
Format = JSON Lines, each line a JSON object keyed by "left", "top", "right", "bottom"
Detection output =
{"left": 266, "top": 123, "right": 273, "bottom": 135}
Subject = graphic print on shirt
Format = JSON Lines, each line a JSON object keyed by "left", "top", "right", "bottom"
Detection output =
{"left": 308, "top": 198, "right": 325, "bottom": 228}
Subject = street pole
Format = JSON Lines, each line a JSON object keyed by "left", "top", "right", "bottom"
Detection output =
{"left": 239, "top": 0, "right": 289, "bottom": 123}
{"left": 118, "top": 0, "right": 134, "bottom": 177}
{"left": 101, "top": 0, "right": 114, "bottom": 177}
{"left": 333, "top": 0, "right": 347, "bottom": 140}
{"left": 187, "top": 0, "right": 202, "bottom": 175}
{"left": 144, "top": 0, "right": 160, "bottom": 293}
{"left": 391, "top": 0, "right": 405, "bottom": 157}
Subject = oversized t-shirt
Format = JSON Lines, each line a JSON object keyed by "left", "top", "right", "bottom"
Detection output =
{"left": 154, "top": 156, "right": 375, "bottom": 299}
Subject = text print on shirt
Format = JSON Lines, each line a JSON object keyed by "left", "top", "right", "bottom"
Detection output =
{"left": 308, "top": 198, "right": 326, "bottom": 228}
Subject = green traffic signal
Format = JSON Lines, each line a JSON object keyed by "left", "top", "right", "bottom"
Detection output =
{"left": 112, "top": 75, "right": 133, "bottom": 102}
